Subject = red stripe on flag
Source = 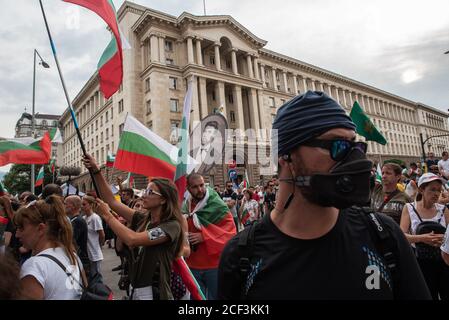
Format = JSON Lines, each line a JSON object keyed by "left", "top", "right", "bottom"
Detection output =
{"left": 175, "top": 175, "right": 186, "bottom": 203}
{"left": 98, "top": 51, "right": 122, "bottom": 99}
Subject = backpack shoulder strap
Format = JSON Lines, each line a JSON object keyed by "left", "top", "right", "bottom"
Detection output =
{"left": 237, "top": 221, "right": 259, "bottom": 300}
{"left": 359, "top": 207, "right": 399, "bottom": 294}
{"left": 38, "top": 254, "right": 85, "bottom": 289}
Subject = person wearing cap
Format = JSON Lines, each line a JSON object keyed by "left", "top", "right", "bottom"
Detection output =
{"left": 217, "top": 91, "right": 430, "bottom": 300}
{"left": 370, "top": 163, "right": 411, "bottom": 224}
{"left": 400, "top": 173, "right": 449, "bottom": 300}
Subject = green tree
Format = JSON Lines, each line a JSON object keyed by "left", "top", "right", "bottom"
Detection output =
{"left": 3, "top": 164, "right": 54, "bottom": 196}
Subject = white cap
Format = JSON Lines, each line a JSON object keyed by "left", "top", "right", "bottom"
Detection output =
{"left": 417, "top": 173, "right": 445, "bottom": 188}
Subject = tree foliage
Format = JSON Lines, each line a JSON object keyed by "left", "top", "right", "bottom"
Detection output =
{"left": 3, "top": 164, "right": 55, "bottom": 196}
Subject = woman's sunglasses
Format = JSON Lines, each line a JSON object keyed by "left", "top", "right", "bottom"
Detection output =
{"left": 302, "top": 139, "right": 367, "bottom": 162}
{"left": 144, "top": 188, "right": 162, "bottom": 197}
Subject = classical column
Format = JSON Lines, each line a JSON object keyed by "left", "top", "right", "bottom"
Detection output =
{"left": 196, "top": 38, "right": 203, "bottom": 66}
{"left": 191, "top": 76, "right": 200, "bottom": 124}
{"left": 246, "top": 55, "right": 254, "bottom": 78}
{"left": 257, "top": 89, "right": 267, "bottom": 132}
{"left": 272, "top": 68, "right": 278, "bottom": 91}
{"left": 233, "top": 85, "right": 245, "bottom": 131}
{"left": 253, "top": 57, "right": 260, "bottom": 80}
{"left": 199, "top": 77, "right": 208, "bottom": 119}
{"left": 214, "top": 42, "right": 221, "bottom": 71}
{"left": 342, "top": 89, "right": 348, "bottom": 107}
{"left": 158, "top": 35, "right": 165, "bottom": 64}
{"left": 293, "top": 75, "right": 298, "bottom": 94}
{"left": 260, "top": 64, "right": 266, "bottom": 87}
{"left": 282, "top": 71, "right": 288, "bottom": 93}
{"left": 150, "top": 34, "right": 159, "bottom": 62}
{"left": 249, "top": 88, "right": 260, "bottom": 131}
{"left": 311, "top": 80, "right": 316, "bottom": 91}
{"left": 216, "top": 81, "right": 227, "bottom": 118}
{"left": 302, "top": 77, "right": 308, "bottom": 92}
{"left": 335, "top": 88, "right": 341, "bottom": 105}
{"left": 231, "top": 48, "right": 238, "bottom": 75}
{"left": 186, "top": 36, "right": 194, "bottom": 64}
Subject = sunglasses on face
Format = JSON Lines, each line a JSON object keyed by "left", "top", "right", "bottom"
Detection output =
{"left": 302, "top": 139, "right": 367, "bottom": 162}
{"left": 144, "top": 188, "right": 162, "bottom": 197}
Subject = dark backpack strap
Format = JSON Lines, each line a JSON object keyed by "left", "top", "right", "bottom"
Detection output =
{"left": 39, "top": 254, "right": 85, "bottom": 289}
{"left": 237, "top": 221, "right": 258, "bottom": 300}
{"left": 410, "top": 204, "right": 424, "bottom": 223}
{"left": 360, "top": 207, "right": 399, "bottom": 295}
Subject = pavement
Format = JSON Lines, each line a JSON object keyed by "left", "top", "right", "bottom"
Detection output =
{"left": 101, "top": 244, "right": 126, "bottom": 300}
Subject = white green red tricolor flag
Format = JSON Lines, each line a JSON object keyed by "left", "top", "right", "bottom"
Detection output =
{"left": 114, "top": 115, "right": 196, "bottom": 180}
{"left": 376, "top": 163, "right": 382, "bottom": 183}
{"left": 106, "top": 152, "right": 115, "bottom": 167}
{"left": 240, "top": 169, "right": 250, "bottom": 189}
{"left": 0, "top": 133, "right": 51, "bottom": 166}
{"left": 35, "top": 166, "right": 45, "bottom": 187}
{"left": 174, "top": 77, "right": 194, "bottom": 202}
{"left": 63, "top": 0, "right": 123, "bottom": 99}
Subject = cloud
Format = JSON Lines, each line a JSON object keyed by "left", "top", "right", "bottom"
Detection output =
{"left": 1, "top": 0, "right": 449, "bottom": 142}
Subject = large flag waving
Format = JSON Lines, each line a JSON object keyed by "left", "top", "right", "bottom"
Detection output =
{"left": 0, "top": 132, "right": 51, "bottom": 166}
{"left": 114, "top": 115, "right": 196, "bottom": 179}
{"left": 174, "top": 77, "right": 194, "bottom": 202}
{"left": 350, "top": 101, "right": 387, "bottom": 145}
{"left": 64, "top": 0, "right": 123, "bottom": 99}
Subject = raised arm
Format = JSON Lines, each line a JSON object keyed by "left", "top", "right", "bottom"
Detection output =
{"left": 82, "top": 154, "right": 135, "bottom": 223}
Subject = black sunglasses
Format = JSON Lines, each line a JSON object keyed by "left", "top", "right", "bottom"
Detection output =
{"left": 302, "top": 139, "right": 367, "bottom": 162}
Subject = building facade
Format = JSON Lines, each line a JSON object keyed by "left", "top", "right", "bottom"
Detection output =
{"left": 15, "top": 112, "right": 61, "bottom": 161}
{"left": 60, "top": 1, "right": 449, "bottom": 190}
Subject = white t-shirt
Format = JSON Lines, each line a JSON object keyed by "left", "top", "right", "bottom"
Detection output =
{"left": 441, "top": 228, "right": 449, "bottom": 254}
{"left": 20, "top": 247, "right": 82, "bottom": 300}
{"left": 438, "top": 159, "right": 449, "bottom": 178}
{"left": 83, "top": 213, "right": 104, "bottom": 262}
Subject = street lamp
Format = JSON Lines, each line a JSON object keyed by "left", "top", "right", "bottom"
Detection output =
{"left": 31, "top": 49, "right": 50, "bottom": 194}
{"left": 420, "top": 132, "right": 449, "bottom": 165}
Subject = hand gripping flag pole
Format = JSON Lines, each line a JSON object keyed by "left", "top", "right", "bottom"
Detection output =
{"left": 38, "top": 0, "right": 100, "bottom": 197}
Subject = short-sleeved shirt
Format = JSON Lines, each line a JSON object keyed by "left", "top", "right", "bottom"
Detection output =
{"left": 83, "top": 213, "right": 104, "bottom": 262}
{"left": 20, "top": 247, "right": 83, "bottom": 300}
{"left": 70, "top": 215, "right": 89, "bottom": 266}
{"left": 370, "top": 184, "right": 411, "bottom": 224}
{"left": 441, "top": 227, "right": 449, "bottom": 254}
{"left": 129, "top": 212, "right": 181, "bottom": 300}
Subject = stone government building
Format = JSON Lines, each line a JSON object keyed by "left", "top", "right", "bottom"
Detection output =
{"left": 60, "top": 1, "right": 449, "bottom": 191}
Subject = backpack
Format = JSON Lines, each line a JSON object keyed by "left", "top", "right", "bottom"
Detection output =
{"left": 40, "top": 254, "right": 113, "bottom": 300}
{"left": 238, "top": 207, "right": 399, "bottom": 299}
{"left": 410, "top": 204, "right": 446, "bottom": 260}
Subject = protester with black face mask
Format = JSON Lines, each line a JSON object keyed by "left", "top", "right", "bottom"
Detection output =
{"left": 218, "top": 90, "right": 431, "bottom": 300}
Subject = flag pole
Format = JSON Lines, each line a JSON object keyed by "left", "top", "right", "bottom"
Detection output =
{"left": 38, "top": 0, "right": 100, "bottom": 197}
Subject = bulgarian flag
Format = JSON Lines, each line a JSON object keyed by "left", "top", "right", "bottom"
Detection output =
{"left": 240, "top": 169, "right": 250, "bottom": 189}
{"left": 106, "top": 152, "right": 115, "bottom": 167}
{"left": 174, "top": 77, "right": 194, "bottom": 202}
{"left": 63, "top": 0, "right": 123, "bottom": 99}
{"left": 35, "top": 166, "right": 45, "bottom": 187}
{"left": 49, "top": 128, "right": 63, "bottom": 143}
{"left": 240, "top": 207, "right": 250, "bottom": 225}
{"left": 49, "top": 158, "right": 56, "bottom": 174}
{"left": 172, "top": 257, "right": 206, "bottom": 300}
{"left": 182, "top": 187, "right": 236, "bottom": 259}
{"left": 0, "top": 132, "right": 51, "bottom": 166}
{"left": 114, "top": 115, "right": 196, "bottom": 180}
{"left": 376, "top": 163, "right": 382, "bottom": 183}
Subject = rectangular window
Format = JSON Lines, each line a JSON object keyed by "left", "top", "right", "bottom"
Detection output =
{"left": 170, "top": 99, "right": 179, "bottom": 112}
{"left": 106, "top": 128, "right": 109, "bottom": 140}
{"left": 212, "top": 91, "right": 216, "bottom": 101}
{"left": 100, "top": 116, "right": 103, "bottom": 127}
{"left": 228, "top": 93, "right": 234, "bottom": 104}
{"left": 269, "top": 97, "right": 275, "bottom": 108}
{"left": 230, "top": 111, "right": 236, "bottom": 123}
{"left": 169, "top": 77, "right": 177, "bottom": 90}
{"left": 145, "top": 78, "right": 150, "bottom": 92}
{"left": 95, "top": 120, "right": 98, "bottom": 130}
{"left": 170, "top": 121, "right": 180, "bottom": 143}
{"left": 112, "top": 141, "right": 114, "bottom": 152}
{"left": 210, "top": 56, "right": 215, "bottom": 65}
{"left": 96, "top": 136, "right": 98, "bottom": 146}
{"left": 111, "top": 125, "right": 114, "bottom": 136}
{"left": 146, "top": 100, "right": 152, "bottom": 115}
{"left": 101, "top": 132, "right": 103, "bottom": 143}
{"left": 226, "top": 60, "right": 231, "bottom": 69}
{"left": 118, "top": 100, "right": 124, "bottom": 113}
{"left": 111, "top": 107, "right": 113, "bottom": 119}
{"left": 119, "top": 124, "right": 124, "bottom": 136}
{"left": 165, "top": 40, "right": 173, "bottom": 52}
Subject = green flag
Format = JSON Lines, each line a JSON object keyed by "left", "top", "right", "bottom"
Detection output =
{"left": 350, "top": 101, "right": 387, "bottom": 145}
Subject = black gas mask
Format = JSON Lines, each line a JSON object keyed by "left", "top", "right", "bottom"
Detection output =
{"left": 283, "top": 145, "right": 373, "bottom": 209}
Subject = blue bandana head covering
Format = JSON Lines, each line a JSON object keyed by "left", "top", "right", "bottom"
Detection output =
{"left": 272, "top": 91, "right": 356, "bottom": 157}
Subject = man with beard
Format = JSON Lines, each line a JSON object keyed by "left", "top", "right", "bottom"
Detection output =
{"left": 182, "top": 173, "right": 236, "bottom": 300}
{"left": 218, "top": 91, "right": 430, "bottom": 300}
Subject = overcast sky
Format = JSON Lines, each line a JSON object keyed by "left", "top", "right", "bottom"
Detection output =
{"left": 1, "top": 0, "right": 449, "bottom": 172}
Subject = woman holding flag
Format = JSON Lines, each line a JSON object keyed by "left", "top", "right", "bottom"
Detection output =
{"left": 82, "top": 154, "right": 184, "bottom": 300}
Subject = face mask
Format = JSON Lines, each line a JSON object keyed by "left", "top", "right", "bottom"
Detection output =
{"left": 289, "top": 147, "right": 373, "bottom": 209}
